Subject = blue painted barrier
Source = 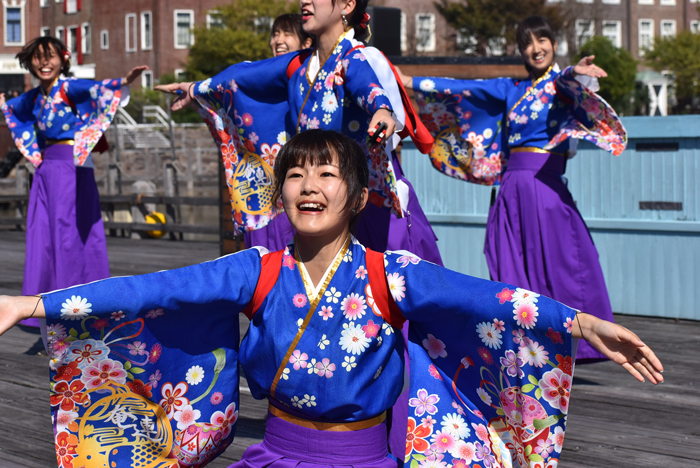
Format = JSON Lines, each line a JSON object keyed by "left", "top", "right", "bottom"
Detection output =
{"left": 401, "top": 115, "right": 700, "bottom": 320}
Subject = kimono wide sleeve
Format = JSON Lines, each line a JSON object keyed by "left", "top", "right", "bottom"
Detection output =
{"left": 193, "top": 55, "right": 294, "bottom": 234}
{"left": 412, "top": 77, "right": 512, "bottom": 186}
{"left": 43, "top": 249, "right": 262, "bottom": 468}
{"left": 2, "top": 88, "right": 44, "bottom": 167}
{"left": 384, "top": 251, "right": 577, "bottom": 468}
{"left": 62, "top": 78, "right": 124, "bottom": 166}
{"left": 547, "top": 67, "right": 627, "bottom": 156}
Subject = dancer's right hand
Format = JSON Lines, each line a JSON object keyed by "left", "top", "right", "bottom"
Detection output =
{"left": 155, "top": 82, "right": 193, "bottom": 111}
{"left": 0, "top": 93, "right": 6, "bottom": 108}
{"left": 0, "top": 296, "right": 41, "bottom": 336}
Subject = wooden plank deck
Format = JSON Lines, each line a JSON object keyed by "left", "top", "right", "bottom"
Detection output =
{"left": 0, "top": 229, "right": 698, "bottom": 468}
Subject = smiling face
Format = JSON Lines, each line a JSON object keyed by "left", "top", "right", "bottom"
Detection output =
{"left": 282, "top": 157, "right": 354, "bottom": 242}
{"left": 31, "top": 43, "right": 63, "bottom": 86}
{"left": 521, "top": 33, "right": 557, "bottom": 77}
{"left": 300, "top": 0, "right": 353, "bottom": 37}
{"left": 270, "top": 27, "right": 308, "bottom": 56}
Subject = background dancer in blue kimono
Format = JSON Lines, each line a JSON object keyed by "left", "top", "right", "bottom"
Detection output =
{"left": 156, "top": 0, "right": 442, "bottom": 267}
{"left": 398, "top": 16, "right": 626, "bottom": 362}
{"left": 0, "top": 36, "right": 146, "bottom": 327}
{"left": 0, "top": 130, "right": 663, "bottom": 468}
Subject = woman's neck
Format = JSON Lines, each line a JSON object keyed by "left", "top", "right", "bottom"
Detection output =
{"left": 295, "top": 230, "right": 349, "bottom": 286}
{"left": 316, "top": 24, "right": 348, "bottom": 65}
{"left": 40, "top": 78, "right": 57, "bottom": 95}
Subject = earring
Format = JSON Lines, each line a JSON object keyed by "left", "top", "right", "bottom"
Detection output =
{"left": 341, "top": 10, "right": 348, "bottom": 27}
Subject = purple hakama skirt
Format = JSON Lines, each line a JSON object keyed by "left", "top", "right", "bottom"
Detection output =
{"left": 244, "top": 153, "right": 443, "bottom": 266}
{"left": 229, "top": 409, "right": 396, "bottom": 468}
{"left": 21, "top": 144, "right": 110, "bottom": 326}
{"left": 484, "top": 150, "right": 613, "bottom": 361}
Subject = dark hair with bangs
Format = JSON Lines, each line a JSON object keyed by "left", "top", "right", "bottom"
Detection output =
{"left": 16, "top": 36, "right": 71, "bottom": 79}
{"left": 272, "top": 129, "right": 369, "bottom": 226}
{"left": 271, "top": 14, "right": 315, "bottom": 49}
{"left": 516, "top": 16, "right": 557, "bottom": 64}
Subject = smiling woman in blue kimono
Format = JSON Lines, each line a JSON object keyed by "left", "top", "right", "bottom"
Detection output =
{"left": 0, "top": 130, "right": 662, "bottom": 468}
{"left": 1, "top": 36, "right": 146, "bottom": 326}
{"left": 398, "top": 16, "right": 627, "bottom": 362}
{"left": 156, "top": 0, "right": 442, "bottom": 267}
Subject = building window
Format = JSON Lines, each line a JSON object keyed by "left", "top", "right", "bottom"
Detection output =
{"left": 400, "top": 12, "right": 407, "bottom": 52}
{"left": 638, "top": 19, "right": 654, "bottom": 55}
{"left": 601, "top": 0, "right": 621, "bottom": 3}
{"left": 56, "top": 26, "right": 65, "bottom": 43}
{"left": 41, "top": 0, "right": 49, "bottom": 7}
{"left": 141, "top": 11, "right": 153, "bottom": 50}
{"left": 174, "top": 68, "right": 187, "bottom": 81}
{"left": 81, "top": 23, "right": 91, "bottom": 55}
{"left": 659, "top": 0, "right": 676, "bottom": 5}
{"left": 575, "top": 0, "right": 593, "bottom": 3}
{"left": 691, "top": 21, "right": 700, "bottom": 34}
{"left": 142, "top": 70, "right": 153, "bottom": 89}
{"left": 575, "top": 19, "right": 595, "bottom": 48}
{"left": 207, "top": 10, "right": 224, "bottom": 29}
{"left": 638, "top": 0, "right": 653, "bottom": 4}
{"left": 100, "top": 30, "right": 109, "bottom": 50}
{"left": 174, "top": 10, "right": 195, "bottom": 49}
{"left": 67, "top": 26, "right": 78, "bottom": 53}
{"left": 125, "top": 13, "right": 137, "bottom": 52}
{"left": 5, "top": 7, "right": 23, "bottom": 45}
{"left": 66, "top": 0, "right": 78, "bottom": 14}
{"left": 602, "top": 21, "right": 622, "bottom": 48}
{"left": 415, "top": 13, "right": 436, "bottom": 53}
{"left": 556, "top": 34, "right": 569, "bottom": 56}
{"left": 41, "top": 27, "right": 51, "bottom": 37}
{"left": 660, "top": 20, "right": 676, "bottom": 39}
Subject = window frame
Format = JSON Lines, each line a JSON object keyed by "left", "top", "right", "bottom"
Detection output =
{"left": 125, "top": 13, "right": 137, "bottom": 53}
{"left": 660, "top": 20, "right": 676, "bottom": 39}
{"left": 575, "top": 19, "right": 595, "bottom": 48}
{"left": 174, "top": 9, "right": 195, "bottom": 49}
{"left": 41, "top": 26, "right": 51, "bottom": 37}
{"left": 206, "top": 10, "right": 223, "bottom": 29}
{"left": 81, "top": 22, "right": 91, "bottom": 55}
{"left": 100, "top": 29, "right": 109, "bottom": 50}
{"left": 638, "top": 19, "right": 654, "bottom": 56}
{"left": 141, "top": 70, "right": 153, "bottom": 90}
{"left": 602, "top": 20, "right": 622, "bottom": 48}
{"left": 4, "top": 5, "right": 25, "bottom": 46}
{"left": 141, "top": 11, "right": 153, "bottom": 50}
{"left": 415, "top": 13, "right": 436, "bottom": 53}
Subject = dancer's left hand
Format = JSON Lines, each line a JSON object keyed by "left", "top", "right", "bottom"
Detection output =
{"left": 368, "top": 108, "right": 396, "bottom": 147}
{"left": 575, "top": 312, "right": 664, "bottom": 384}
{"left": 154, "top": 82, "right": 193, "bottom": 111}
{"left": 572, "top": 55, "right": 608, "bottom": 79}
{"left": 122, "top": 65, "right": 150, "bottom": 86}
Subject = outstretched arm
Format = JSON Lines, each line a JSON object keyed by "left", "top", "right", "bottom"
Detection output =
{"left": 572, "top": 55, "right": 608, "bottom": 79}
{"left": 154, "top": 82, "right": 193, "bottom": 111}
{"left": 0, "top": 295, "right": 44, "bottom": 336}
{"left": 121, "top": 65, "right": 149, "bottom": 86}
{"left": 573, "top": 312, "right": 664, "bottom": 384}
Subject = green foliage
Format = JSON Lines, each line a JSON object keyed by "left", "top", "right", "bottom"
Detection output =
{"left": 574, "top": 36, "right": 637, "bottom": 114}
{"left": 644, "top": 31, "right": 700, "bottom": 114}
{"left": 185, "top": 0, "right": 297, "bottom": 81}
{"left": 434, "top": 0, "right": 568, "bottom": 56}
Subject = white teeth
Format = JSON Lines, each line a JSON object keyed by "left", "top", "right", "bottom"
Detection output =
{"left": 299, "top": 203, "right": 325, "bottom": 210}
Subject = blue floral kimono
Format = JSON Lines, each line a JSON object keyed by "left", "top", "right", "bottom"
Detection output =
{"left": 193, "top": 30, "right": 402, "bottom": 234}
{"left": 412, "top": 65, "right": 627, "bottom": 185}
{"left": 2, "top": 77, "right": 124, "bottom": 168}
{"left": 43, "top": 238, "right": 578, "bottom": 468}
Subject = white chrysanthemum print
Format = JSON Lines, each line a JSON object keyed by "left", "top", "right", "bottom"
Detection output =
{"left": 419, "top": 79, "right": 436, "bottom": 92}
{"left": 476, "top": 387, "right": 492, "bottom": 405}
{"left": 348, "top": 120, "right": 360, "bottom": 132}
{"left": 511, "top": 288, "right": 540, "bottom": 306}
{"left": 186, "top": 366, "right": 205, "bottom": 385}
{"left": 387, "top": 272, "right": 406, "bottom": 302}
{"left": 476, "top": 322, "right": 503, "bottom": 349}
{"left": 321, "top": 91, "right": 339, "bottom": 113}
{"left": 339, "top": 324, "right": 371, "bottom": 355}
{"left": 277, "top": 131, "right": 290, "bottom": 145}
{"left": 60, "top": 295, "right": 92, "bottom": 320}
{"left": 22, "top": 131, "right": 30, "bottom": 140}
{"left": 441, "top": 413, "right": 470, "bottom": 439}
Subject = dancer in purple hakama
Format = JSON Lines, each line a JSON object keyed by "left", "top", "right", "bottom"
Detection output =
{"left": 400, "top": 16, "right": 627, "bottom": 361}
{"left": 1, "top": 37, "right": 147, "bottom": 326}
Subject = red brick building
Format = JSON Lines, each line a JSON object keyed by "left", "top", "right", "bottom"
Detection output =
{"left": 0, "top": 0, "right": 42, "bottom": 95}
{"left": 39, "top": 0, "right": 223, "bottom": 87}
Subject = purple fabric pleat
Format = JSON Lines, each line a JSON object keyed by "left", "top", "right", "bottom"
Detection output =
{"left": 21, "top": 144, "right": 109, "bottom": 326}
{"left": 484, "top": 150, "right": 612, "bottom": 361}
{"left": 244, "top": 152, "right": 443, "bottom": 266}
{"left": 228, "top": 410, "right": 397, "bottom": 468}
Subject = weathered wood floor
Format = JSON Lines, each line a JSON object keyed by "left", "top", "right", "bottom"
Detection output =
{"left": 0, "top": 229, "right": 698, "bottom": 468}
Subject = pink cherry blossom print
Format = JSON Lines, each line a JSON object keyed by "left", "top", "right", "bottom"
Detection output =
{"left": 408, "top": 388, "right": 440, "bottom": 417}
{"left": 422, "top": 334, "right": 447, "bottom": 359}
{"left": 362, "top": 320, "right": 380, "bottom": 338}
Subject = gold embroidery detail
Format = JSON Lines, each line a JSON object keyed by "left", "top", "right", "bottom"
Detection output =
{"left": 507, "top": 64, "right": 555, "bottom": 122}
{"left": 269, "top": 236, "right": 351, "bottom": 398}
{"left": 510, "top": 146, "right": 564, "bottom": 157}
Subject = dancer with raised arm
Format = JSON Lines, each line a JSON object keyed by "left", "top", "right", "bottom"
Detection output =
{"left": 156, "top": 0, "right": 441, "bottom": 266}
{"left": 399, "top": 16, "right": 625, "bottom": 362}
{"left": 1, "top": 36, "right": 147, "bottom": 326}
{"left": 0, "top": 130, "right": 662, "bottom": 468}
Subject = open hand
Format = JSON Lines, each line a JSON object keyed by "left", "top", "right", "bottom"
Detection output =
{"left": 122, "top": 65, "right": 149, "bottom": 86}
{"left": 573, "top": 55, "right": 608, "bottom": 79}
{"left": 154, "top": 82, "right": 193, "bottom": 111}
{"left": 579, "top": 313, "right": 664, "bottom": 384}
